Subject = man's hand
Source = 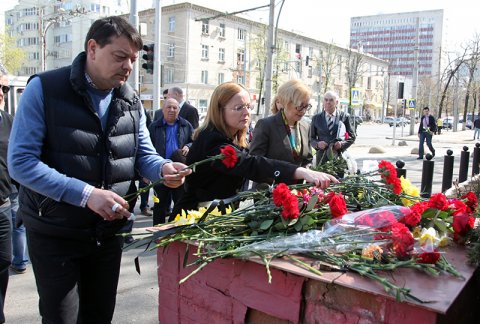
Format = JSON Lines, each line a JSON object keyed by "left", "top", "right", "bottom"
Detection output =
{"left": 86, "top": 188, "right": 131, "bottom": 221}
{"left": 181, "top": 145, "right": 189, "bottom": 156}
{"left": 317, "top": 141, "right": 328, "bottom": 150}
{"left": 162, "top": 162, "right": 192, "bottom": 188}
{"left": 333, "top": 141, "right": 342, "bottom": 151}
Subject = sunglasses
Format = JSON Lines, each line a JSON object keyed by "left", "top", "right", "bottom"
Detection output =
{"left": 1, "top": 85, "right": 10, "bottom": 94}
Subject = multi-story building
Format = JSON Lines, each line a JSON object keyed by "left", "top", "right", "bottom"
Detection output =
{"left": 5, "top": 0, "right": 129, "bottom": 76}
{"left": 5, "top": 1, "right": 388, "bottom": 119}
{"left": 350, "top": 9, "right": 444, "bottom": 79}
{"left": 139, "top": 2, "right": 388, "bottom": 119}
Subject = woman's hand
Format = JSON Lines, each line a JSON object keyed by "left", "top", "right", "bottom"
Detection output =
{"left": 293, "top": 167, "right": 339, "bottom": 189}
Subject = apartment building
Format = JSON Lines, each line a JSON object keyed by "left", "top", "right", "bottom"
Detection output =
{"left": 350, "top": 9, "right": 444, "bottom": 79}
{"left": 5, "top": 0, "right": 130, "bottom": 76}
{"left": 4, "top": 1, "right": 388, "bottom": 119}
{"left": 139, "top": 2, "right": 388, "bottom": 118}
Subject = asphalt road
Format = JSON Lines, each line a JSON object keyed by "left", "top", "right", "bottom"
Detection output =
{"left": 4, "top": 122, "right": 478, "bottom": 323}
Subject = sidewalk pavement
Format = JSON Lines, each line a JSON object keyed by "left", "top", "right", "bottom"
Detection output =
{"left": 349, "top": 128, "right": 478, "bottom": 194}
{"left": 5, "top": 206, "right": 159, "bottom": 324}
{"left": 4, "top": 129, "right": 478, "bottom": 323}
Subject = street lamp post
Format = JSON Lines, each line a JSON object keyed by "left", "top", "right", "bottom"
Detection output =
{"left": 41, "top": 19, "right": 56, "bottom": 71}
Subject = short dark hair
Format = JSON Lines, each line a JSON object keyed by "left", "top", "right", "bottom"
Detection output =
{"left": 423, "top": 106, "right": 429, "bottom": 111}
{"left": 84, "top": 16, "right": 143, "bottom": 51}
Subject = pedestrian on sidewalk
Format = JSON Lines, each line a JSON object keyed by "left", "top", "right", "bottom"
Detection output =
{"left": 0, "top": 71, "right": 13, "bottom": 324}
{"left": 436, "top": 117, "right": 443, "bottom": 135}
{"left": 473, "top": 116, "right": 480, "bottom": 140}
{"left": 7, "top": 16, "right": 190, "bottom": 323}
{"left": 417, "top": 106, "right": 437, "bottom": 159}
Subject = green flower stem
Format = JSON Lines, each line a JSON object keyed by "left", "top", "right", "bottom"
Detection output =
{"left": 123, "top": 153, "right": 225, "bottom": 203}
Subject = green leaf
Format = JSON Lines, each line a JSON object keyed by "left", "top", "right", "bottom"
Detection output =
{"left": 305, "top": 195, "right": 319, "bottom": 212}
{"left": 259, "top": 219, "right": 274, "bottom": 230}
{"left": 294, "top": 221, "right": 303, "bottom": 231}
{"left": 274, "top": 222, "right": 286, "bottom": 230}
{"left": 433, "top": 219, "right": 448, "bottom": 233}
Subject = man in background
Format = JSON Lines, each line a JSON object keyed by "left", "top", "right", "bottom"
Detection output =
{"left": 165, "top": 86, "right": 199, "bottom": 129}
{"left": 0, "top": 72, "right": 13, "bottom": 323}
{"left": 417, "top": 106, "right": 437, "bottom": 159}
{"left": 149, "top": 98, "right": 193, "bottom": 224}
{"left": 153, "top": 88, "right": 169, "bottom": 121}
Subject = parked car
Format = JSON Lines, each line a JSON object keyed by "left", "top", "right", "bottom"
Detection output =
{"left": 443, "top": 118, "right": 453, "bottom": 129}
{"left": 388, "top": 117, "right": 407, "bottom": 127}
{"left": 383, "top": 117, "right": 395, "bottom": 125}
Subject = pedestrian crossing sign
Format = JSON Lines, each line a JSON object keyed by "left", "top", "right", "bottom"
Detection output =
{"left": 408, "top": 99, "right": 416, "bottom": 109}
{"left": 351, "top": 88, "right": 360, "bottom": 105}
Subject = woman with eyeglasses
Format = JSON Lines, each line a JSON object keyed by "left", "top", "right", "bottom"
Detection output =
{"left": 172, "top": 82, "right": 337, "bottom": 215}
{"left": 250, "top": 80, "right": 313, "bottom": 175}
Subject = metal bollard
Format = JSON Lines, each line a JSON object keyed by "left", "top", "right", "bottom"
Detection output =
{"left": 396, "top": 160, "right": 406, "bottom": 178}
{"left": 459, "top": 146, "right": 470, "bottom": 183}
{"left": 472, "top": 143, "right": 480, "bottom": 176}
{"left": 442, "top": 149, "right": 454, "bottom": 193}
{"left": 421, "top": 153, "right": 434, "bottom": 198}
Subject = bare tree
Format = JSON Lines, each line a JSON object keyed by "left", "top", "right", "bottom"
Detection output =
{"left": 461, "top": 34, "right": 480, "bottom": 130}
{"left": 345, "top": 47, "right": 366, "bottom": 115}
{"left": 438, "top": 48, "right": 468, "bottom": 118}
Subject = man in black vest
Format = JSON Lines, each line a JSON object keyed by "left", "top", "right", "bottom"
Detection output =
{"left": 0, "top": 72, "right": 13, "bottom": 324}
{"left": 7, "top": 16, "right": 190, "bottom": 323}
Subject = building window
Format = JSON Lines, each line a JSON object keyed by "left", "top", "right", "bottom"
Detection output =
{"left": 28, "top": 52, "right": 40, "bottom": 60}
{"left": 198, "top": 99, "right": 208, "bottom": 112}
{"left": 218, "top": 48, "right": 225, "bottom": 62}
{"left": 237, "top": 28, "right": 246, "bottom": 40}
{"left": 167, "top": 43, "right": 175, "bottom": 57}
{"left": 201, "top": 70, "right": 209, "bottom": 84}
{"left": 219, "top": 23, "right": 225, "bottom": 37}
{"left": 168, "top": 16, "right": 175, "bottom": 32}
{"left": 90, "top": 3, "right": 100, "bottom": 12}
{"left": 165, "top": 68, "right": 174, "bottom": 84}
{"left": 202, "top": 20, "right": 209, "bottom": 34}
{"left": 218, "top": 73, "right": 224, "bottom": 84}
{"left": 201, "top": 45, "right": 209, "bottom": 60}
{"left": 237, "top": 75, "right": 245, "bottom": 85}
{"left": 237, "top": 49, "right": 245, "bottom": 64}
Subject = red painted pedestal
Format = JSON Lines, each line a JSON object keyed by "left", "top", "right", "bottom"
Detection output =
{"left": 157, "top": 241, "right": 479, "bottom": 323}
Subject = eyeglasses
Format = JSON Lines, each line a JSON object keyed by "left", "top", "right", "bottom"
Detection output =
{"left": 295, "top": 103, "right": 312, "bottom": 112}
{"left": 228, "top": 103, "right": 252, "bottom": 113}
{"left": 1, "top": 85, "right": 10, "bottom": 94}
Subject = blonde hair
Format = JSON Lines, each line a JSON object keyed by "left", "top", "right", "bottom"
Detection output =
{"left": 271, "top": 79, "right": 312, "bottom": 114}
{"left": 194, "top": 82, "right": 249, "bottom": 148}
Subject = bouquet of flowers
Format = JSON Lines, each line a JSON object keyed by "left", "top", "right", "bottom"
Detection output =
{"left": 127, "top": 156, "right": 478, "bottom": 302}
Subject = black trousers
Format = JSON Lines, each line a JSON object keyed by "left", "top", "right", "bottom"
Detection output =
{"left": 153, "top": 184, "right": 184, "bottom": 225}
{"left": 26, "top": 230, "right": 123, "bottom": 324}
{"left": 0, "top": 201, "right": 12, "bottom": 324}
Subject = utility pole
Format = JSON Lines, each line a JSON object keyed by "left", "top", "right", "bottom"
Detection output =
{"left": 152, "top": 0, "right": 161, "bottom": 112}
{"left": 410, "top": 17, "right": 420, "bottom": 135}
{"left": 129, "top": 0, "right": 139, "bottom": 93}
{"left": 263, "top": 0, "right": 275, "bottom": 118}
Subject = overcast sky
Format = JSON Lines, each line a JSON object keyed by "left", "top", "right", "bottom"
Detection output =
{"left": 4, "top": 0, "right": 480, "bottom": 50}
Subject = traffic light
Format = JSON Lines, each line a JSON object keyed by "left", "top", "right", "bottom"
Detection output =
{"left": 142, "top": 44, "right": 154, "bottom": 74}
{"left": 402, "top": 99, "right": 407, "bottom": 109}
{"left": 305, "top": 55, "right": 310, "bottom": 66}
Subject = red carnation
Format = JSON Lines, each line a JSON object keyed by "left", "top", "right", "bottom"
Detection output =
{"left": 272, "top": 183, "right": 299, "bottom": 220}
{"left": 399, "top": 207, "right": 421, "bottom": 227}
{"left": 219, "top": 145, "right": 238, "bottom": 168}
{"left": 461, "top": 191, "right": 478, "bottom": 213}
{"left": 448, "top": 199, "right": 467, "bottom": 216}
{"left": 344, "top": 132, "right": 349, "bottom": 140}
{"left": 416, "top": 251, "right": 441, "bottom": 264}
{"left": 391, "top": 222, "right": 414, "bottom": 258}
{"left": 452, "top": 212, "right": 475, "bottom": 242}
{"left": 326, "top": 192, "right": 348, "bottom": 218}
{"left": 428, "top": 193, "right": 449, "bottom": 211}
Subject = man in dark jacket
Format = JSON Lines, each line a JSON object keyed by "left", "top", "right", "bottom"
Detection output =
{"left": 310, "top": 91, "right": 356, "bottom": 166}
{"left": 149, "top": 98, "right": 194, "bottom": 224}
{"left": 0, "top": 73, "right": 13, "bottom": 324}
{"left": 7, "top": 16, "right": 190, "bottom": 323}
{"left": 417, "top": 106, "right": 437, "bottom": 159}
{"left": 161, "top": 86, "right": 199, "bottom": 129}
